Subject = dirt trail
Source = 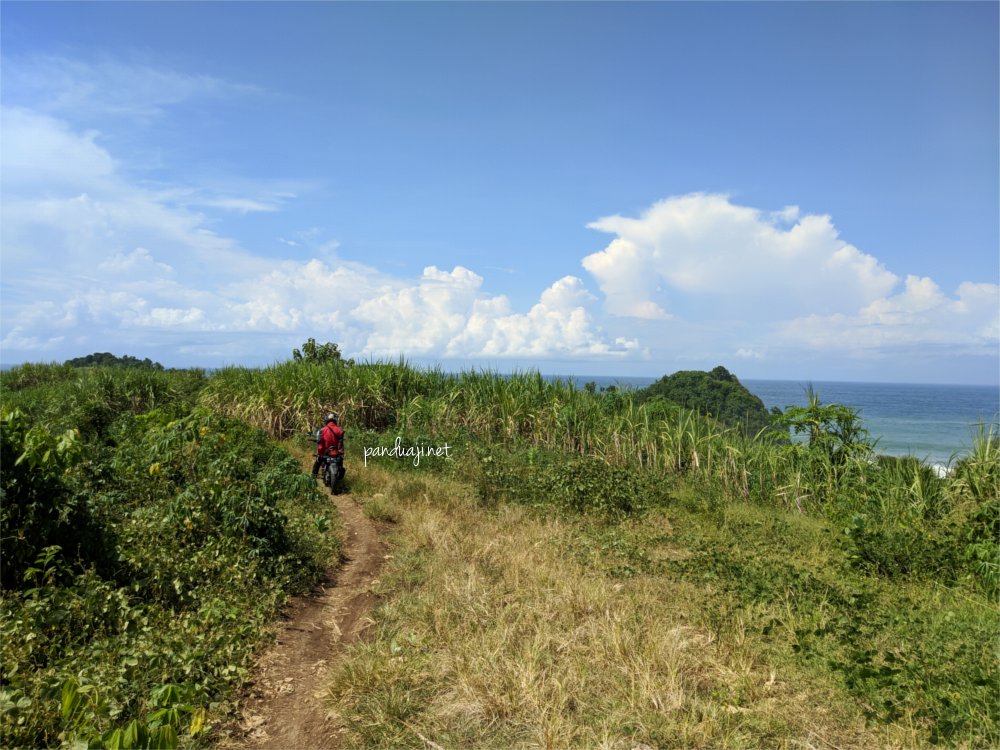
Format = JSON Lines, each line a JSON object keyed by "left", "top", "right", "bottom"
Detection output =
{"left": 230, "top": 488, "right": 386, "bottom": 750}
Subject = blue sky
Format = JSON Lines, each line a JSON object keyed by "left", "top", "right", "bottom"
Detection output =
{"left": 2, "top": 1, "right": 997, "bottom": 384}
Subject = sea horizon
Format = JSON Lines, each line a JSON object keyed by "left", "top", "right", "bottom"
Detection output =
{"left": 544, "top": 372, "right": 1000, "bottom": 390}
{"left": 551, "top": 374, "right": 998, "bottom": 468}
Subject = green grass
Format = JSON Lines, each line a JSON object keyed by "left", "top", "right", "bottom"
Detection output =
{"left": 1, "top": 367, "right": 343, "bottom": 749}
{"left": 566, "top": 498, "right": 998, "bottom": 747}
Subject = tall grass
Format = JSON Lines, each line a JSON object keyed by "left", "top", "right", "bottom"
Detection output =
{"left": 198, "top": 358, "right": 998, "bottom": 490}
{"left": 0, "top": 361, "right": 78, "bottom": 391}
{"left": 201, "top": 358, "right": 998, "bottom": 590}
{"left": 198, "top": 360, "right": 729, "bottom": 471}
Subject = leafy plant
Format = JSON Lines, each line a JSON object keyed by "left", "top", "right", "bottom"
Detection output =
{"left": 1, "top": 369, "right": 340, "bottom": 748}
{"left": 0, "top": 408, "right": 102, "bottom": 588}
{"left": 775, "top": 387, "right": 873, "bottom": 468}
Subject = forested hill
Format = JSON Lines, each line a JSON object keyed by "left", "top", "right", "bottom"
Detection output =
{"left": 636, "top": 365, "right": 774, "bottom": 436}
{"left": 65, "top": 352, "right": 165, "bottom": 370}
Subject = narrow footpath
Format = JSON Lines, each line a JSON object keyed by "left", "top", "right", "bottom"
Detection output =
{"left": 231, "top": 488, "right": 387, "bottom": 749}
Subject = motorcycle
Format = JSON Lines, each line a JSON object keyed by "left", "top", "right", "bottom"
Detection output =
{"left": 321, "top": 453, "right": 346, "bottom": 495}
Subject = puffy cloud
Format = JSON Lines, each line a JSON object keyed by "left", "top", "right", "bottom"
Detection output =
{"left": 3, "top": 231, "right": 635, "bottom": 360}
{"left": 579, "top": 193, "right": 996, "bottom": 374}
{"left": 353, "top": 266, "right": 480, "bottom": 354}
{"left": 462, "top": 276, "right": 640, "bottom": 358}
{"left": 97, "top": 248, "right": 174, "bottom": 275}
{"left": 577, "top": 238, "right": 670, "bottom": 320}
{"left": 217, "top": 259, "right": 393, "bottom": 350}
{"left": 353, "top": 268, "right": 636, "bottom": 358}
{"left": 780, "top": 276, "right": 999, "bottom": 351}
{"left": 583, "top": 193, "right": 898, "bottom": 320}
{"left": 136, "top": 307, "right": 206, "bottom": 328}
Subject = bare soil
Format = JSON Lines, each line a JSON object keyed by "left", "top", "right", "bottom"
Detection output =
{"left": 225, "top": 487, "right": 387, "bottom": 750}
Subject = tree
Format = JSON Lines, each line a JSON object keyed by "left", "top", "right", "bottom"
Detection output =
{"left": 292, "top": 339, "right": 354, "bottom": 365}
{"left": 774, "top": 386, "right": 872, "bottom": 467}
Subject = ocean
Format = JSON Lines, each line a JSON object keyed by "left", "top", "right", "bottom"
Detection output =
{"left": 553, "top": 375, "right": 1000, "bottom": 468}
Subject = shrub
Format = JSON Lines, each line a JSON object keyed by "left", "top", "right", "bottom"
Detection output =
{"left": 1, "top": 378, "right": 338, "bottom": 747}
{"left": 473, "top": 444, "right": 669, "bottom": 520}
{"left": 0, "top": 408, "right": 108, "bottom": 588}
{"left": 841, "top": 514, "right": 961, "bottom": 578}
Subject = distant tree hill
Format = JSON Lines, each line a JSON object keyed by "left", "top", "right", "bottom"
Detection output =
{"left": 64, "top": 353, "right": 165, "bottom": 370}
{"left": 637, "top": 365, "right": 775, "bottom": 436}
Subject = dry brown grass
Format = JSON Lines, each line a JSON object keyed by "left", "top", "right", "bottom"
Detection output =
{"left": 325, "top": 463, "right": 906, "bottom": 749}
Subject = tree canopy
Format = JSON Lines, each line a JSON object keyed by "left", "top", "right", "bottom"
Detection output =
{"left": 292, "top": 338, "right": 354, "bottom": 366}
{"left": 637, "top": 365, "right": 774, "bottom": 436}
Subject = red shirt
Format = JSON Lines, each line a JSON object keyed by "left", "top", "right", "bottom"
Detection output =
{"left": 317, "top": 422, "right": 344, "bottom": 457}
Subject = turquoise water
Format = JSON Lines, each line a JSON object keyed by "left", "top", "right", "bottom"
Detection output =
{"left": 556, "top": 375, "right": 999, "bottom": 467}
{"left": 744, "top": 380, "right": 998, "bottom": 468}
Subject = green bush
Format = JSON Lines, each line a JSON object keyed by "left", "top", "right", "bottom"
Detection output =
{"left": 473, "top": 444, "right": 670, "bottom": 519}
{"left": 1, "top": 376, "right": 338, "bottom": 748}
{"left": 957, "top": 487, "right": 1000, "bottom": 596}
{"left": 1, "top": 366, "right": 205, "bottom": 438}
{"left": 841, "top": 514, "right": 961, "bottom": 578}
{"left": 0, "top": 408, "right": 108, "bottom": 588}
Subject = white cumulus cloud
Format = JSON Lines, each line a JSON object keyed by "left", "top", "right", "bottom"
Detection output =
{"left": 583, "top": 193, "right": 898, "bottom": 320}
{"left": 780, "top": 276, "right": 999, "bottom": 351}
{"left": 579, "top": 193, "right": 996, "bottom": 374}
{"left": 353, "top": 268, "right": 636, "bottom": 359}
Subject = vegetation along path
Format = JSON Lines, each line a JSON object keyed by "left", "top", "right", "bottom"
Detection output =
{"left": 235, "top": 481, "right": 387, "bottom": 750}
{"left": 4, "top": 353, "right": 994, "bottom": 747}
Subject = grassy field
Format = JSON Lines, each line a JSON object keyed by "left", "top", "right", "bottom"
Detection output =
{"left": 325, "top": 455, "right": 997, "bottom": 749}
{"left": 2, "top": 357, "right": 996, "bottom": 749}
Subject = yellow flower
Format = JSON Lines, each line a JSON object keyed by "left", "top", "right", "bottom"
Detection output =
{"left": 148, "top": 462, "right": 162, "bottom": 477}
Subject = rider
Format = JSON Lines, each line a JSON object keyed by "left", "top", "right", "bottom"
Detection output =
{"left": 312, "top": 412, "right": 345, "bottom": 480}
